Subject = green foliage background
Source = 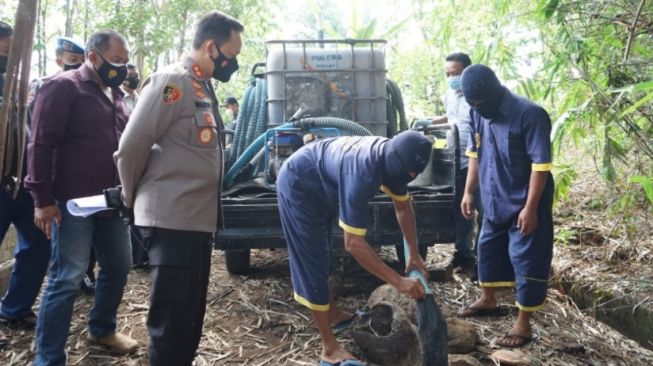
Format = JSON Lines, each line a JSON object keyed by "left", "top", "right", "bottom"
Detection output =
{"left": 2, "top": 0, "right": 651, "bottom": 209}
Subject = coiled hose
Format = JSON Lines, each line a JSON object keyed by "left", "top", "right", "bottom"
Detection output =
{"left": 386, "top": 79, "right": 408, "bottom": 137}
{"left": 223, "top": 117, "right": 372, "bottom": 189}
{"left": 228, "top": 78, "right": 268, "bottom": 169}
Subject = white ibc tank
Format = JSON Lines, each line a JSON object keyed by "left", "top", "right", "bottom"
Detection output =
{"left": 267, "top": 43, "right": 388, "bottom": 136}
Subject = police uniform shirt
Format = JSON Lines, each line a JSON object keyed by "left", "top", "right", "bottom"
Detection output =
{"left": 287, "top": 136, "right": 409, "bottom": 237}
{"left": 465, "top": 89, "right": 553, "bottom": 224}
{"left": 115, "top": 57, "right": 223, "bottom": 233}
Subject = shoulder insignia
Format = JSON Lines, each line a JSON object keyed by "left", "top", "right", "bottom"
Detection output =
{"left": 475, "top": 133, "right": 481, "bottom": 148}
{"left": 191, "top": 79, "right": 207, "bottom": 98}
{"left": 163, "top": 83, "right": 182, "bottom": 104}
{"left": 192, "top": 64, "right": 203, "bottom": 79}
{"left": 203, "top": 112, "right": 214, "bottom": 126}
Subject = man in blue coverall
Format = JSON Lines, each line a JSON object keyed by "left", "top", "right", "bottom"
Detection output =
{"left": 457, "top": 64, "right": 554, "bottom": 348}
{"left": 277, "top": 130, "right": 431, "bottom": 366}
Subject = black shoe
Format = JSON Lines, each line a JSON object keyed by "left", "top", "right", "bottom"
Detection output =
{"left": 81, "top": 274, "right": 96, "bottom": 295}
{"left": 0, "top": 312, "right": 37, "bottom": 330}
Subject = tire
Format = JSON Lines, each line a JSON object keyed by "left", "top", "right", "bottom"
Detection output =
{"left": 224, "top": 249, "right": 251, "bottom": 274}
{"left": 395, "top": 244, "right": 429, "bottom": 269}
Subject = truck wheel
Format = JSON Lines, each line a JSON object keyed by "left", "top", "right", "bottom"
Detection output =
{"left": 395, "top": 244, "right": 429, "bottom": 269}
{"left": 224, "top": 249, "right": 251, "bottom": 274}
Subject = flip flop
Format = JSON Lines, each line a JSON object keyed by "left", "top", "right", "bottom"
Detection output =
{"left": 457, "top": 304, "right": 503, "bottom": 318}
{"left": 332, "top": 309, "right": 365, "bottom": 333}
{"left": 495, "top": 332, "right": 538, "bottom": 349}
{"left": 319, "top": 359, "right": 367, "bottom": 366}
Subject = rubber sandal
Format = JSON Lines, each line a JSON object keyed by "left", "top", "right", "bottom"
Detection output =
{"left": 319, "top": 359, "right": 367, "bottom": 366}
{"left": 495, "top": 332, "right": 538, "bottom": 349}
{"left": 332, "top": 309, "right": 365, "bottom": 333}
{"left": 457, "top": 305, "right": 503, "bottom": 318}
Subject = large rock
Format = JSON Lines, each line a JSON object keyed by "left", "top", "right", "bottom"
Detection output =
{"left": 368, "top": 284, "right": 418, "bottom": 323}
{"left": 351, "top": 302, "right": 421, "bottom": 366}
{"left": 490, "top": 349, "right": 532, "bottom": 366}
{"left": 368, "top": 284, "right": 456, "bottom": 323}
{"left": 446, "top": 318, "right": 478, "bottom": 354}
{"left": 368, "top": 285, "right": 477, "bottom": 354}
{"left": 449, "top": 354, "right": 483, "bottom": 366}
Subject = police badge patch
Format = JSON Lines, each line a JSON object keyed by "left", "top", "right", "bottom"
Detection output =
{"left": 163, "top": 83, "right": 182, "bottom": 104}
{"left": 199, "top": 127, "right": 212, "bottom": 144}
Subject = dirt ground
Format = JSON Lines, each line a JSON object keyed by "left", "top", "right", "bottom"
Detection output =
{"left": 2, "top": 240, "right": 653, "bottom": 366}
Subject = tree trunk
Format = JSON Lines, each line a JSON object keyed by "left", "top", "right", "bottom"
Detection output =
{"left": 64, "top": 0, "right": 77, "bottom": 37}
{"left": 0, "top": 0, "right": 39, "bottom": 193}
{"left": 40, "top": 0, "right": 48, "bottom": 75}
{"left": 177, "top": 9, "right": 188, "bottom": 59}
{"left": 83, "top": 0, "right": 89, "bottom": 40}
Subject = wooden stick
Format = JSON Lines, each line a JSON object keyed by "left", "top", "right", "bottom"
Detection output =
{"left": 622, "top": 0, "right": 646, "bottom": 63}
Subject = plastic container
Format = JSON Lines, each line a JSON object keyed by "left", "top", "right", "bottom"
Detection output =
{"left": 266, "top": 41, "right": 388, "bottom": 136}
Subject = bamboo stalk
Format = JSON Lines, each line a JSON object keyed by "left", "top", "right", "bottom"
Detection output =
{"left": 0, "top": 0, "right": 39, "bottom": 193}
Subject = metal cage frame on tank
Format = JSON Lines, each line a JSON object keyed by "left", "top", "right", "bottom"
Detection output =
{"left": 263, "top": 127, "right": 341, "bottom": 187}
{"left": 265, "top": 39, "right": 388, "bottom": 136}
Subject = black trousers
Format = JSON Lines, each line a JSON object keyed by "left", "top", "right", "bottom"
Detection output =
{"left": 130, "top": 227, "right": 149, "bottom": 266}
{"left": 140, "top": 227, "right": 213, "bottom": 366}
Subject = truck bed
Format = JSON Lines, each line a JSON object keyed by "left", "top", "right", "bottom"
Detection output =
{"left": 215, "top": 188, "right": 455, "bottom": 250}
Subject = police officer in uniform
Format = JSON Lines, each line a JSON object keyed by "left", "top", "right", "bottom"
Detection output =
{"left": 114, "top": 11, "right": 243, "bottom": 366}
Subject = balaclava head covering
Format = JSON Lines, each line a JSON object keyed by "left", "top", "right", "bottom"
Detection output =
{"left": 460, "top": 64, "right": 506, "bottom": 119}
{"left": 382, "top": 130, "right": 432, "bottom": 184}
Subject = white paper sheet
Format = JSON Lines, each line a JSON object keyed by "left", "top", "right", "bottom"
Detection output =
{"left": 66, "top": 194, "right": 114, "bottom": 217}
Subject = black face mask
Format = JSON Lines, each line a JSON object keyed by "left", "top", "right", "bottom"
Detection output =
{"left": 94, "top": 53, "right": 128, "bottom": 87}
{"left": 471, "top": 102, "right": 502, "bottom": 120}
{"left": 382, "top": 153, "right": 415, "bottom": 185}
{"left": 0, "top": 56, "right": 7, "bottom": 74}
{"left": 211, "top": 46, "right": 238, "bottom": 83}
{"left": 124, "top": 76, "right": 139, "bottom": 90}
{"left": 63, "top": 62, "right": 82, "bottom": 71}
{"left": 461, "top": 64, "right": 506, "bottom": 120}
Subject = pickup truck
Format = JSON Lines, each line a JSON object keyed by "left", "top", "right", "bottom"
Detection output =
{"left": 216, "top": 123, "right": 462, "bottom": 274}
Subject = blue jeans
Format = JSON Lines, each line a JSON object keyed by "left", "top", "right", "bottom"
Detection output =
{"left": 34, "top": 203, "right": 131, "bottom": 366}
{"left": 0, "top": 189, "right": 50, "bottom": 319}
{"left": 454, "top": 168, "right": 484, "bottom": 260}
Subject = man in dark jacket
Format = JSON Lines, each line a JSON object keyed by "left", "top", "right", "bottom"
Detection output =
{"left": 26, "top": 30, "right": 138, "bottom": 365}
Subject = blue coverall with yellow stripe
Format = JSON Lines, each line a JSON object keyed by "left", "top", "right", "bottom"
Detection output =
{"left": 466, "top": 90, "right": 555, "bottom": 312}
{"left": 277, "top": 136, "right": 408, "bottom": 311}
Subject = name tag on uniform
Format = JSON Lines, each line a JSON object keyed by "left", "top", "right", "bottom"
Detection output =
{"left": 195, "top": 101, "right": 211, "bottom": 109}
